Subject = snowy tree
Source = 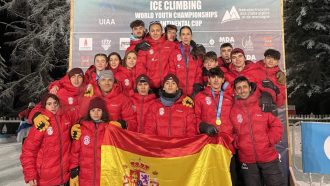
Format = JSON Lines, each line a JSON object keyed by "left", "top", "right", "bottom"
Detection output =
{"left": 0, "top": 47, "right": 8, "bottom": 92}
{"left": 0, "top": 0, "right": 70, "bottom": 114}
{"left": 284, "top": 0, "right": 330, "bottom": 113}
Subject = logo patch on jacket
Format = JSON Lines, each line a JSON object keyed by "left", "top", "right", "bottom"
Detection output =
{"left": 205, "top": 97, "right": 212, "bottom": 105}
{"left": 83, "top": 136, "right": 90, "bottom": 145}
{"left": 177, "top": 54, "right": 182, "bottom": 61}
{"left": 132, "top": 105, "right": 136, "bottom": 112}
{"left": 68, "top": 97, "right": 74, "bottom": 105}
{"left": 149, "top": 49, "right": 154, "bottom": 55}
{"left": 237, "top": 114, "right": 243, "bottom": 124}
{"left": 159, "top": 108, "right": 165, "bottom": 116}
{"left": 47, "top": 126, "right": 53, "bottom": 135}
{"left": 124, "top": 79, "right": 130, "bottom": 86}
{"left": 176, "top": 109, "right": 183, "bottom": 113}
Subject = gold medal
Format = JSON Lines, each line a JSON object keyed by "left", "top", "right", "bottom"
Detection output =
{"left": 216, "top": 119, "right": 221, "bottom": 125}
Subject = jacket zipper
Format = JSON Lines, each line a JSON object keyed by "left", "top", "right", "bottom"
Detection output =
{"left": 93, "top": 123, "right": 97, "bottom": 186}
{"left": 139, "top": 96, "right": 144, "bottom": 132}
{"left": 158, "top": 42, "right": 163, "bottom": 86}
{"left": 244, "top": 102, "right": 259, "bottom": 162}
{"left": 54, "top": 115, "right": 64, "bottom": 183}
{"left": 168, "top": 107, "right": 172, "bottom": 137}
{"left": 185, "top": 59, "right": 189, "bottom": 95}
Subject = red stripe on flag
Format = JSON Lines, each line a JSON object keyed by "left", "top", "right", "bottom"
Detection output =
{"left": 102, "top": 125, "right": 230, "bottom": 158}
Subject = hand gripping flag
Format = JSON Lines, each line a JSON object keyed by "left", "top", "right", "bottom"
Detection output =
{"left": 101, "top": 125, "right": 232, "bottom": 186}
{"left": 301, "top": 122, "right": 330, "bottom": 174}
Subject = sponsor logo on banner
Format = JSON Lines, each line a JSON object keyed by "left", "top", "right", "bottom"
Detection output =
{"left": 101, "top": 39, "right": 112, "bottom": 51}
{"left": 263, "top": 36, "right": 273, "bottom": 47}
{"left": 219, "top": 36, "right": 235, "bottom": 44}
{"left": 222, "top": 6, "right": 271, "bottom": 24}
{"left": 119, "top": 38, "right": 130, "bottom": 50}
{"left": 209, "top": 39, "right": 215, "bottom": 46}
{"left": 122, "top": 159, "right": 159, "bottom": 186}
{"left": 221, "top": 6, "right": 240, "bottom": 23}
{"left": 99, "top": 18, "right": 115, "bottom": 25}
{"left": 79, "top": 38, "right": 93, "bottom": 51}
{"left": 246, "top": 54, "right": 256, "bottom": 61}
{"left": 80, "top": 56, "right": 92, "bottom": 67}
{"left": 241, "top": 36, "right": 254, "bottom": 51}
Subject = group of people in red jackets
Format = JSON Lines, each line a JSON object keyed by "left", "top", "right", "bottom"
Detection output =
{"left": 20, "top": 19, "right": 287, "bottom": 186}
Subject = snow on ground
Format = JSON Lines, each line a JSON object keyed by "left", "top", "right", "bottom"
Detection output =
{"left": 0, "top": 142, "right": 25, "bottom": 186}
{"left": 0, "top": 125, "right": 329, "bottom": 186}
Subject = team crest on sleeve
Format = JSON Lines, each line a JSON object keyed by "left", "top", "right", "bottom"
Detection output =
{"left": 237, "top": 114, "right": 243, "bottom": 124}
{"left": 149, "top": 49, "right": 154, "bottom": 55}
{"left": 159, "top": 108, "right": 165, "bottom": 116}
{"left": 68, "top": 97, "right": 73, "bottom": 105}
{"left": 205, "top": 97, "right": 212, "bottom": 105}
{"left": 177, "top": 54, "right": 182, "bottom": 61}
{"left": 47, "top": 126, "right": 53, "bottom": 135}
{"left": 124, "top": 79, "right": 130, "bottom": 86}
{"left": 83, "top": 136, "right": 90, "bottom": 145}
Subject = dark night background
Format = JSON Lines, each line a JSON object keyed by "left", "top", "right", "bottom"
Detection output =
{"left": 0, "top": 0, "right": 329, "bottom": 116}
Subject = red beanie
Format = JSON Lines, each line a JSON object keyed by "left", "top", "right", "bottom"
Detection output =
{"left": 68, "top": 68, "right": 84, "bottom": 78}
{"left": 163, "top": 73, "right": 179, "bottom": 86}
{"left": 88, "top": 97, "right": 107, "bottom": 113}
{"left": 231, "top": 48, "right": 245, "bottom": 58}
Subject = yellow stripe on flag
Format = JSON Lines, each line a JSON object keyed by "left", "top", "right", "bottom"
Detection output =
{"left": 101, "top": 143, "right": 232, "bottom": 186}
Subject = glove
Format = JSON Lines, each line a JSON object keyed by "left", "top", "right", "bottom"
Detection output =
{"left": 70, "top": 167, "right": 79, "bottom": 186}
{"left": 191, "top": 83, "right": 204, "bottom": 98}
{"left": 84, "top": 84, "right": 94, "bottom": 97}
{"left": 32, "top": 113, "right": 50, "bottom": 132}
{"left": 182, "top": 96, "right": 194, "bottom": 107}
{"left": 260, "top": 92, "right": 278, "bottom": 116}
{"left": 71, "top": 124, "right": 81, "bottom": 140}
{"left": 199, "top": 122, "right": 218, "bottom": 137}
{"left": 109, "top": 121, "right": 123, "bottom": 128}
{"left": 276, "top": 71, "right": 286, "bottom": 85}
{"left": 117, "top": 120, "right": 127, "bottom": 129}
{"left": 135, "top": 41, "right": 150, "bottom": 52}
{"left": 262, "top": 80, "right": 280, "bottom": 94}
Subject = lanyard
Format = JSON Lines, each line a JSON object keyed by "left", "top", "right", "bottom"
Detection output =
{"left": 179, "top": 43, "right": 192, "bottom": 66}
{"left": 211, "top": 82, "right": 229, "bottom": 121}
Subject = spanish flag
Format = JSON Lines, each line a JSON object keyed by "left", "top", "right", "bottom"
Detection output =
{"left": 101, "top": 125, "right": 232, "bottom": 186}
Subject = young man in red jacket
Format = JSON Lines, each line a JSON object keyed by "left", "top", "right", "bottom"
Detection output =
{"left": 230, "top": 76, "right": 284, "bottom": 186}
{"left": 130, "top": 74, "right": 157, "bottom": 133}
{"left": 126, "top": 19, "right": 150, "bottom": 53}
{"left": 218, "top": 42, "right": 233, "bottom": 69}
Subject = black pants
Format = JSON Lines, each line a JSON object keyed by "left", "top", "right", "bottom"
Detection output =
{"left": 230, "top": 153, "right": 244, "bottom": 186}
{"left": 241, "top": 159, "right": 284, "bottom": 186}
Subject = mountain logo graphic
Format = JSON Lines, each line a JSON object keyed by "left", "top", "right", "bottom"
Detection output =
{"left": 221, "top": 6, "right": 240, "bottom": 24}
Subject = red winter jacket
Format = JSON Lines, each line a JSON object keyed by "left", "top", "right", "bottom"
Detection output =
{"left": 70, "top": 120, "right": 107, "bottom": 186}
{"left": 218, "top": 57, "right": 230, "bottom": 70}
{"left": 194, "top": 86, "right": 234, "bottom": 134}
{"left": 130, "top": 93, "right": 157, "bottom": 133}
{"left": 169, "top": 43, "right": 203, "bottom": 96}
{"left": 21, "top": 108, "right": 79, "bottom": 186}
{"left": 48, "top": 75, "right": 85, "bottom": 109}
{"left": 136, "top": 35, "right": 176, "bottom": 89}
{"left": 229, "top": 90, "right": 283, "bottom": 163}
{"left": 78, "top": 85, "right": 137, "bottom": 132}
{"left": 126, "top": 38, "right": 143, "bottom": 53}
{"left": 256, "top": 60, "right": 286, "bottom": 107}
{"left": 225, "top": 62, "right": 264, "bottom": 86}
{"left": 144, "top": 95, "right": 197, "bottom": 137}
{"left": 115, "top": 66, "right": 136, "bottom": 96}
